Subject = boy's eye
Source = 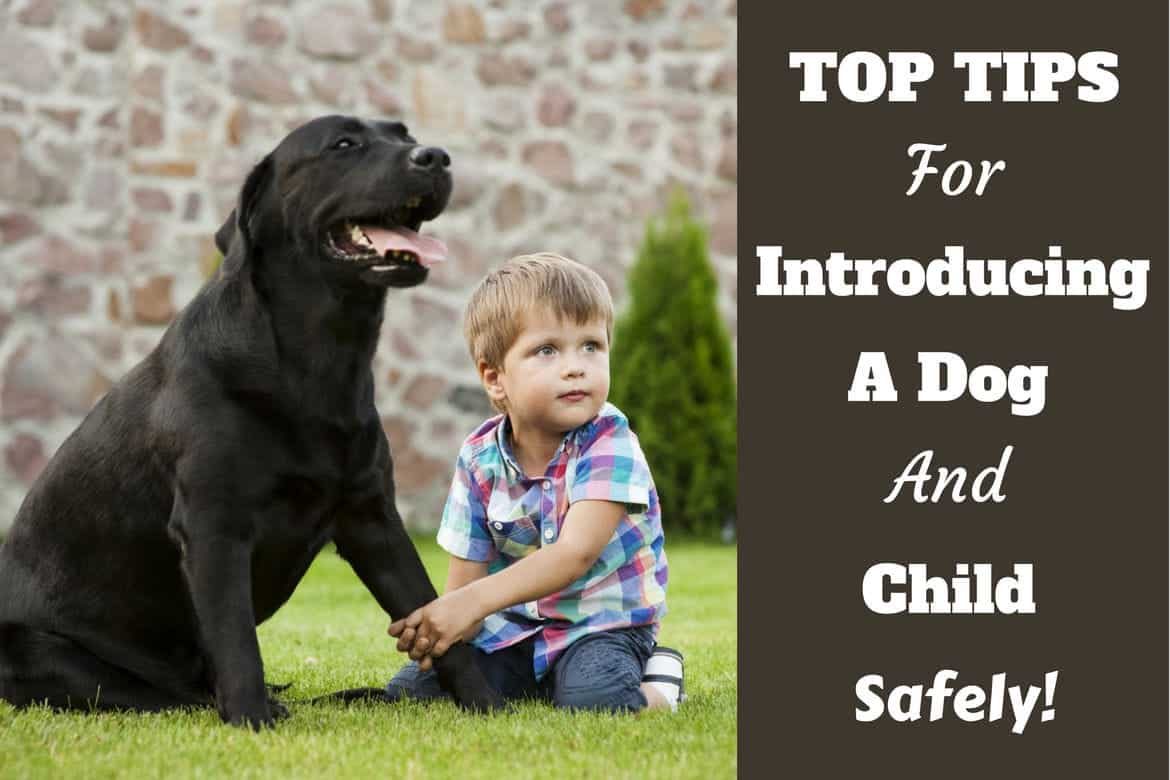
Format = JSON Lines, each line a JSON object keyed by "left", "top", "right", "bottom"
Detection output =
{"left": 536, "top": 345, "right": 556, "bottom": 357}
{"left": 583, "top": 341, "right": 599, "bottom": 353}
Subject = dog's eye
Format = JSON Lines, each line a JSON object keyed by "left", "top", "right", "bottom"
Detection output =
{"left": 331, "top": 138, "right": 359, "bottom": 151}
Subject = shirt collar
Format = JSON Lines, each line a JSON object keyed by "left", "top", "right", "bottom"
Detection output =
{"left": 495, "top": 416, "right": 523, "bottom": 478}
{"left": 495, "top": 414, "right": 589, "bottom": 480}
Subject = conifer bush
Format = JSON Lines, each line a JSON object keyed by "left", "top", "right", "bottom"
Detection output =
{"left": 610, "top": 193, "right": 737, "bottom": 538}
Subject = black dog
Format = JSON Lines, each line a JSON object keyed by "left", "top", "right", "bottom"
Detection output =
{"left": 0, "top": 115, "right": 502, "bottom": 728}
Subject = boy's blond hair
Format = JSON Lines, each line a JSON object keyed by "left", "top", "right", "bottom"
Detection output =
{"left": 464, "top": 252, "right": 614, "bottom": 379}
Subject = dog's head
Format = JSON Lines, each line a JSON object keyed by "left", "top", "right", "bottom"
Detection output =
{"left": 216, "top": 115, "right": 453, "bottom": 289}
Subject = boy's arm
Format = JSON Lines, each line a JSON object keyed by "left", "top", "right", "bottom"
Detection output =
{"left": 389, "top": 499, "right": 624, "bottom": 670}
{"left": 444, "top": 555, "right": 489, "bottom": 638}
{"left": 446, "top": 555, "right": 490, "bottom": 591}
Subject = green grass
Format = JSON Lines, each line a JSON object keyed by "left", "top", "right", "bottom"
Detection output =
{"left": 0, "top": 539, "right": 736, "bottom": 779}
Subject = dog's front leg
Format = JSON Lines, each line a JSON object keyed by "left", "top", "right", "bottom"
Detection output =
{"left": 176, "top": 507, "right": 274, "bottom": 729}
{"left": 334, "top": 498, "right": 504, "bottom": 712}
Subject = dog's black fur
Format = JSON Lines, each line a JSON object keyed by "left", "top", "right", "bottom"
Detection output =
{"left": 0, "top": 116, "right": 502, "bottom": 728}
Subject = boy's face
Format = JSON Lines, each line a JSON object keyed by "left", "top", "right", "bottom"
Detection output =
{"left": 481, "top": 309, "right": 610, "bottom": 437}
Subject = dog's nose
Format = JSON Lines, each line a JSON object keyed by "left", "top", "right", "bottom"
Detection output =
{"left": 408, "top": 146, "right": 451, "bottom": 171}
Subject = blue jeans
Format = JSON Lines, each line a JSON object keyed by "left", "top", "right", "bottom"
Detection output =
{"left": 386, "top": 626, "right": 657, "bottom": 713}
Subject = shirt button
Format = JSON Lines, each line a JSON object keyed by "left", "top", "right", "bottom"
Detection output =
{"left": 544, "top": 528, "right": 554, "bottom": 540}
{"left": 493, "top": 521, "right": 503, "bottom": 530}
{"left": 543, "top": 480, "right": 551, "bottom": 489}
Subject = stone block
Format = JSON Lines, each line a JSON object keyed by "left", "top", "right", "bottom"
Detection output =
{"left": 442, "top": 5, "right": 486, "bottom": 44}
{"left": 709, "top": 58, "right": 736, "bottom": 93}
{"left": 85, "top": 167, "right": 124, "bottom": 213}
{"left": 522, "top": 141, "right": 574, "bottom": 187}
{"left": 297, "top": 4, "right": 377, "bottom": 60}
{"left": 628, "top": 118, "right": 658, "bottom": 150}
{"left": 17, "top": 273, "right": 92, "bottom": 318}
{"left": 483, "top": 94, "right": 527, "bottom": 132}
{"left": 543, "top": 2, "right": 571, "bottom": 34}
{"left": 585, "top": 39, "right": 616, "bottom": 62}
{"left": 129, "top": 160, "right": 198, "bottom": 178}
{"left": 132, "top": 275, "right": 175, "bottom": 324}
{"left": 246, "top": 12, "right": 288, "bottom": 47}
{"left": 365, "top": 81, "right": 404, "bottom": 115}
{"left": 709, "top": 187, "right": 735, "bottom": 256}
{"left": 0, "top": 153, "right": 68, "bottom": 206}
{"left": 624, "top": 0, "right": 665, "bottom": 20}
{"left": 2, "top": 337, "right": 110, "bottom": 421}
{"left": 27, "top": 235, "right": 98, "bottom": 274}
{"left": 132, "top": 188, "right": 174, "bottom": 212}
{"left": 404, "top": 373, "right": 448, "bottom": 410}
{"left": 716, "top": 138, "right": 736, "bottom": 181}
{"left": 230, "top": 60, "right": 299, "bottom": 104}
{"left": 0, "top": 212, "right": 41, "bottom": 244}
{"left": 395, "top": 33, "right": 436, "bottom": 62}
{"left": 17, "top": 0, "right": 57, "bottom": 27}
{"left": 477, "top": 53, "right": 535, "bottom": 86}
{"left": 84, "top": 13, "right": 126, "bottom": 52}
{"left": 0, "top": 30, "right": 57, "bottom": 92}
{"left": 492, "top": 19, "right": 530, "bottom": 44}
{"left": 135, "top": 9, "right": 190, "bottom": 51}
{"left": 5, "top": 433, "right": 47, "bottom": 484}
{"left": 537, "top": 84, "right": 576, "bottom": 127}
{"left": 130, "top": 107, "right": 164, "bottom": 147}
{"left": 580, "top": 111, "right": 615, "bottom": 142}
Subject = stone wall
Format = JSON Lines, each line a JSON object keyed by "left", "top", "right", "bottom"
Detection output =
{"left": 0, "top": 0, "right": 737, "bottom": 532}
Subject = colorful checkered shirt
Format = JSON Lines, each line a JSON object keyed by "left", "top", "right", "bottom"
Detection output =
{"left": 436, "top": 402, "right": 668, "bottom": 680}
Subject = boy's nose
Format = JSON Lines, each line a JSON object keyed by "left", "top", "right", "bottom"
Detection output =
{"left": 563, "top": 362, "right": 585, "bottom": 378}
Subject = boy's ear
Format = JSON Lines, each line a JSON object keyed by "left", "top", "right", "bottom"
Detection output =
{"left": 477, "top": 360, "right": 507, "bottom": 407}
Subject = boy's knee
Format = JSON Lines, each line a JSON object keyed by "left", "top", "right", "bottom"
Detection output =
{"left": 552, "top": 640, "right": 647, "bottom": 713}
{"left": 553, "top": 680, "right": 646, "bottom": 712}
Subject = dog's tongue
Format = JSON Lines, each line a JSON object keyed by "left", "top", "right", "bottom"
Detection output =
{"left": 360, "top": 226, "right": 448, "bottom": 268}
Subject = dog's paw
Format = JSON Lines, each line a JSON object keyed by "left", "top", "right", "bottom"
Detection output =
{"left": 223, "top": 707, "right": 278, "bottom": 731}
{"left": 267, "top": 696, "right": 290, "bottom": 721}
{"left": 220, "top": 695, "right": 283, "bottom": 730}
{"left": 437, "top": 646, "right": 506, "bottom": 713}
{"left": 458, "top": 686, "right": 506, "bottom": 714}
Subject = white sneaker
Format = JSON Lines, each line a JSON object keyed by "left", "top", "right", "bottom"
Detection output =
{"left": 642, "top": 646, "right": 685, "bottom": 711}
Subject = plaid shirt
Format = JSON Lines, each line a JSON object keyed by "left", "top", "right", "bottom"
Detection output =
{"left": 436, "top": 402, "right": 668, "bottom": 680}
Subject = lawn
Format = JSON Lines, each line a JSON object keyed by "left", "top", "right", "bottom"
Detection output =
{"left": 0, "top": 538, "right": 737, "bottom": 779}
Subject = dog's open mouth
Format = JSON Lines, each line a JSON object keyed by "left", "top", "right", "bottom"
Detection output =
{"left": 325, "top": 216, "right": 448, "bottom": 272}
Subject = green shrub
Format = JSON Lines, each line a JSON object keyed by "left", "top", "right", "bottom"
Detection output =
{"left": 610, "top": 192, "right": 736, "bottom": 538}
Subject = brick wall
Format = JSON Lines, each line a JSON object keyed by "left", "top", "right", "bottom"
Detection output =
{"left": 0, "top": 0, "right": 737, "bottom": 531}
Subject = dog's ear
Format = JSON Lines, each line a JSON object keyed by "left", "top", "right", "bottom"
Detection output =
{"left": 237, "top": 154, "right": 274, "bottom": 253}
{"left": 219, "top": 154, "right": 274, "bottom": 273}
{"left": 214, "top": 208, "right": 236, "bottom": 256}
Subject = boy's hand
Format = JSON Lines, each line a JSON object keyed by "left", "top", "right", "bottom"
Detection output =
{"left": 387, "top": 501, "right": 624, "bottom": 671}
{"left": 388, "top": 588, "right": 485, "bottom": 672}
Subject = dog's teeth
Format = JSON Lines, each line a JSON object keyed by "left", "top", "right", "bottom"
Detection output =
{"left": 346, "top": 223, "right": 371, "bottom": 248}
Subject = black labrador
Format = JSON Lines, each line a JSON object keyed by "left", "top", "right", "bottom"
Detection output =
{"left": 0, "top": 115, "right": 502, "bottom": 728}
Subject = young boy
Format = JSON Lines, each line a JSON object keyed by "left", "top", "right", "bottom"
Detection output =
{"left": 385, "top": 253, "right": 683, "bottom": 713}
